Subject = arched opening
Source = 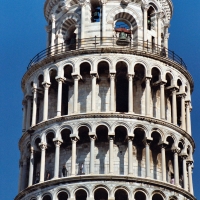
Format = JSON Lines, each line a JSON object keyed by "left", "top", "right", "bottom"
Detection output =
{"left": 43, "top": 195, "right": 51, "bottom": 200}
{"left": 58, "top": 191, "right": 69, "bottom": 200}
{"left": 96, "top": 125, "right": 109, "bottom": 174}
{"left": 133, "top": 128, "right": 145, "bottom": 177}
{"left": 151, "top": 67, "right": 161, "bottom": 118}
{"left": 115, "top": 189, "right": 128, "bottom": 200}
{"left": 152, "top": 193, "right": 164, "bottom": 200}
{"left": 177, "top": 79, "right": 183, "bottom": 127}
{"left": 114, "top": 12, "right": 138, "bottom": 42}
{"left": 133, "top": 64, "right": 145, "bottom": 114}
{"left": 115, "top": 126, "right": 127, "bottom": 175}
{"left": 91, "top": 0, "right": 101, "bottom": 22}
{"left": 48, "top": 69, "right": 58, "bottom": 119}
{"left": 134, "top": 191, "right": 146, "bottom": 200}
{"left": 150, "top": 131, "right": 161, "bottom": 180}
{"left": 97, "top": 61, "right": 109, "bottom": 112}
{"left": 116, "top": 62, "right": 128, "bottom": 112}
{"left": 178, "top": 141, "right": 184, "bottom": 188}
{"left": 75, "top": 189, "right": 87, "bottom": 200}
{"left": 147, "top": 6, "right": 156, "bottom": 31}
{"left": 34, "top": 138, "right": 41, "bottom": 184}
{"left": 77, "top": 126, "right": 90, "bottom": 174}
{"left": 37, "top": 75, "right": 44, "bottom": 123}
{"left": 79, "top": 62, "right": 91, "bottom": 113}
{"left": 166, "top": 136, "right": 175, "bottom": 183}
{"left": 63, "top": 65, "right": 73, "bottom": 115}
{"left": 94, "top": 188, "right": 108, "bottom": 200}
{"left": 61, "top": 129, "right": 72, "bottom": 177}
{"left": 45, "top": 132, "right": 55, "bottom": 180}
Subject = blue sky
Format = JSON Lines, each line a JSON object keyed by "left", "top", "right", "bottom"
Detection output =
{"left": 0, "top": 1, "right": 200, "bottom": 200}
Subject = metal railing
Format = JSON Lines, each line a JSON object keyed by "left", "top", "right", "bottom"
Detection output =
{"left": 27, "top": 36, "right": 187, "bottom": 70}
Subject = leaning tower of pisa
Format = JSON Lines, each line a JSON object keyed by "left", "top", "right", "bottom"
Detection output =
{"left": 15, "top": 0, "right": 195, "bottom": 200}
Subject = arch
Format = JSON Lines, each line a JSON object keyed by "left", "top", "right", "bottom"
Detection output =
{"left": 112, "top": 122, "right": 131, "bottom": 133}
{"left": 165, "top": 72, "right": 174, "bottom": 87}
{"left": 61, "top": 61, "right": 75, "bottom": 72}
{"left": 134, "top": 189, "right": 148, "bottom": 200}
{"left": 107, "top": 6, "right": 141, "bottom": 26}
{"left": 42, "top": 193, "right": 52, "bottom": 200}
{"left": 94, "top": 188, "right": 108, "bottom": 200}
{"left": 95, "top": 58, "right": 112, "bottom": 71}
{"left": 77, "top": 123, "right": 92, "bottom": 132}
{"left": 42, "top": 128, "right": 56, "bottom": 141}
{"left": 133, "top": 61, "right": 148, "bottom": 76}
{"left": 151, "top": 190, "right": 165, "bottom": 200}
{"left": 150, "top": 128, "right": 164, "bottom": 141}
{"left": 114, "top": 188, "right": 129, "bottom": 200}
{"left": 59, "top": 125, "right": 73, "bottom": 134}
{"left": 115, "top": 59, "right": 131, "bottom": 72}
{"left": 77, "top": 58, "right": 93, "bottom": 73}
{"left": 95, "top": 121, "right": 111, "bottom": 131}
{"left": 133, "top": 124, "right": 148, "bottom": 136}
{"left": 93, "top": 184, "right": 110, "bottom": 195}
{"left": 74, "top": 188, "right": 88, "bottom": 200}
{"left": 57, "top": 190, "right": 69, "bottom": 200}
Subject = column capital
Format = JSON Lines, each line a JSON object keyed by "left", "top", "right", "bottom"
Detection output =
{"left": 39, "top": 142, "right": 47, "bottom": 150}
{"left": 156, "top": 11, "right": 165, "bottom": 19}
{"left": 42, "top": 81, "right": 51, "bottom": 88}
{"left": 53, "top": 138, "right": 63, "bottom": 146}
{"left": 50, "top": 14, "right": 56, "bottom": 22}
{"left": 177, "top": 92, "right": 186, "bottom": 98}
{"left": 72, "top": 73, "right": 82, "bottom": 80}
{"left": 127, "top": 136, "right": 134, "bottom": 141}
{"left": 127, "top": 74, "right": 134, "bottom": 80}
{"left": 55, "top": 76, "right": 66, "bottom": 83}
{"left": 180, "top": 153, "right": 188, "bottom": 160}
{"left": 143, "top": 138, "right": 152, "bottom": 146}
{"left": 171, "top": 148, "right": 180, "bottom": 154}
{"left": 145, "top": 76, "right": 152, "bottom": 81}
{"left": 30, "top": 147, "right": 34, "bottom": 154}
{"left": 158, "top": 142, "right": 168, "bottom": 149}
{"left": 78, "top": 0, "right": 86, "bottom": 6}
{"left": 99, "top": 0, "right": 107, "bottom": 4}
{"left": 142, "top": 3, "right": 149, "bottom": 11}
{"left": 22, "top": 99, "right": 27, "bottom": 106}
{"left": 45, "top": 25, "right": 51, "bottom": 33}
{"left": 170, "top": 86, "right": 179, "bottom": 93}
{"left": 31, "top": 87, "right": 38, "bottom": 93}
{"left": 109, "top": 73, "right": 116, "bottom": 79}
{"left": 186, "top": 159, "right": 194, "bottom": 166}
{"left": 70, "top": 134, "right": 79, "bottom": 142}
{"left": 90, "top": 72, "right": 99, "bottom": 79}
{"left": 26, "top": 95, "right": 32, "bottom": 101}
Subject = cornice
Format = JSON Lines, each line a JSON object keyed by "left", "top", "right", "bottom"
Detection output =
{"left": 18, "top": 113, "right": 195, "bottom": 150}
{"left": 21, "top": 49, "right": 194, "bottom": 92}
{"left": 14, "top": 175, "right": 196, "bottom": 200}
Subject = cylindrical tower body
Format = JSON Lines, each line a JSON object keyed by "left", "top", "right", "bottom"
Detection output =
{"left": 16, "top": 0, "right": 195, "bottom": 200}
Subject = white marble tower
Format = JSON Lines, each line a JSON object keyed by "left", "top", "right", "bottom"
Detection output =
{"left": 15, "top": 0, "right": 195, "bottom": 200}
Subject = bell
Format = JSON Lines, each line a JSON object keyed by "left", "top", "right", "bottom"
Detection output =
{"left": 116, "top": 31, "right": 129, "bottom": 46}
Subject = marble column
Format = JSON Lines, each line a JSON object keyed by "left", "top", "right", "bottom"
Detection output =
{"left": 42, "top": 82, "right": 51, "bottom": 121}
{"left": 157, "top": 12, "right": 163, "bottom": 46}
{"left": 91, "top": 73, "right": 97, "bottom": 112}
{"left": 181, "top": 94, "right": 186, "bottom": 130}
{"left": 101, "top": 2, "right": 106, "bottom": 39}
{"left": 109, "top": 135, "right": 114, "bottom": 174}
{"left": 28, "top": 147, "right": 34, "bottom": 186}
{"left": 187, "top": 161, "right": 194, "bottom": 194}
{"left": 26, "top": 95, "right": 32, "bottom": 130}
{"left": 18, "top": 160, "right": 23, "bottom": 192}
{"left": 39, "top": 143, "right": 47, "bottom": 183}
{"left": 171, "top": 88, "right": 177, "bottom": 125}
{"left": 186, "top": 101, "right": 192, "bottom": 135}
{"left": 72, "top": 75, "right": 80, "bottom": 113}
{"left": 21, "top": 159, "right": 27, "bottom": 190}
{"left": 110, "top": 73, "right": 116, "bottom": 112}
{"left": 160, "top": 82, "right": 165, "bottom": 120}
{"left": 31, "top": 88, "right": 37, "bottom": 126}
{"left": 22, "top": 100, "right": 27, "bottom": 133}
{"left": 128, "top": 136, "right": 134, "bottom": 175}
{"left": 51, "top": 15, "right": 56, "bottom": 47}
{"left": 80, "top": 4, "right": 86, "bottom": 40}
{"left": 145, "top": 77, "right": 151, "bottom": 116}
{"left": 159, "top": 143, "right": 167, "bottom": 182}
{"left": 71, "top": 137, "right": 78, "bottom": 176}
{"left": 53, "top": 139, "right": 62, "bottom": 179}
{"left": 56, "top": 77, "right": 65, "bottom": 117}
{"left": 128, "top": 74, "right": 134, "bottom": 113}
{"left": 172, "top": 149, "right": 180, "bottom": 186}
{"left": 89, "top": 135, "right": 96, "bottom": 174}
{"left": 142, "top": 4, "right": 148, "bottom": 42}
{"left": 144, "top": 139, "right": 151, "bottom": 178}
{"left": 181, "top": 154, "right": 188, "bottom": 190}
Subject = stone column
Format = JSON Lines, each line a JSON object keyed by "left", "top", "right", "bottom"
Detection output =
{"left": 51, "top": 15, "right": 56, "bottom": 47}
{"left": 53, "top": 139, "right": 62, "bottom": 179}
{"left": 28, "top": 147, "right": 34, "bottom": 187}
{"left": 71, "top": 137, "right": 78, "bottom": 176}
{"left": 101, "top": 2, "right": 106, "bottom": 39}
{"left": 21, "top": 159, "right": 27, "bottom": 190}
{"left": 110, "top": 73, "right": 116, "bottom": 112}
{"left": 91, "top": 73, "right": 97, "bottom": 112}
{"left": 142, "top": 4, "right": 148, "bottom": 42}
{"left": 80, "top": 4, "right": 86, "bottom": 40}
{"left": 171, "top": 88, "right": 177, "bottom": 125}
{"left": 187, "top": 161, "right": 194, "bottom": 194}
{"left": 128, "top": 136, "right": 134, "bottom": 175}
{"left": 181, "top": 154, "right": 188, "bottom": 190}
{"left": 186, "top": 101, "right": 192, "bottom": 135}
{"left": 143, "top": 139, "right": 151, "bottom": 178}
{"left": 128, "top": 74, "right": 134, "bottom": 113}
{"left": 157, "top": 12, "right": 163, "bottom": 46}
{"left": 172, "top": 149, "right": 180, "bottom": 186}
{"left": 31, "top": 88, "right": 37, "bottom": 126}
{"left": 39, "top": 143, "right": 47, "bottom": 183}
{"left": 56, "top": 77, "right": 65, "bottom": 117}
{"left": 72, "top": 75, "right": 80, "bottom": 113}
{"left": 180, "top": 94, "right": 186, "bottom": 130}
{"left": 109, "top": 135, "right": 114, "bottom": 174}
{"left": 22, "top": 100, "right": 27, "bottom": 133}
{"left": 145, "top": 77, "right": 151, "bottom": 116}
{"left": 89, "top": 134, "right": 96, "bottom": 174}
{"left": 18, "top": 160, "right": 23, "bottom": 192}
{"left": 160, "top": 82, "right": 166, "bottom": 120}
{"left": 159, "top": 143, "right": 167, "bottom": 182}
{"left": 26, "top": 95, "right": 32, "bottom": 130}
{"left": 42, "top": 82, "right": 51, "bottom": 121}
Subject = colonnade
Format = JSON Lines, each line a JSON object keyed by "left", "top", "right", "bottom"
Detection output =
{"left": 20, "top": 132, "right": 194, "bottom": 195}
{"left": 22, "top": 72, "right": 192, "bottom": 135}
